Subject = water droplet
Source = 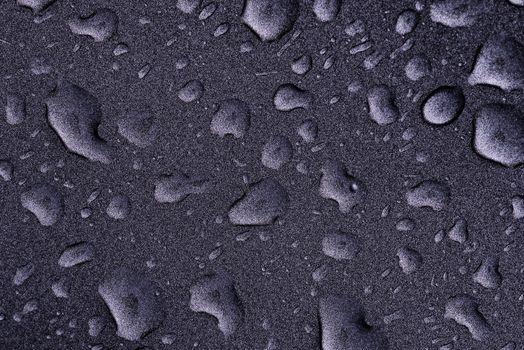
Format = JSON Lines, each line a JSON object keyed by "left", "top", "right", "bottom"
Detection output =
{"left": 46, "top": 81, "right": 113, "bottom": 164}
{"left": 313, "top": 0, "right": 342, "bottom": 22}
{"left": 444, "top": 294, "right": 492, "bottom": 341}
{"left": 5, "top": 93, "right": 26, "bottom": 125}
{"left": 297, "top": 119, "right": 318, "bottom": 143}
{"left": 228, "top": 178, "right": 289, "bottom": 225}
{"left": 17, "top": 0, "right": 55, "bottom": 13}
{"left": 473, "top": 104, "right": 524, "bottom": 167}
{"left": 430, "top": 0, "right": 493, "bottom": 28}
{"left": 0, "top": 160, "right": 14, "bottom": 181}
{"left": 406, "top": 180, "right": 450, "bottom": 211}
{"left": 422, "top": 86, "right": 465, "bottom": 125}
{"left": 448, "top": 218, "right": 468, "bottom": 244}
{"left": 319, "top": 160, "right": 366, "bottom": 213}
{"left": 118, "top": 108, "right": 160, "bottom": 148}
{"left": 472, "top": 256, "right": 502, "bottom": 288}
{"left": 58, "top": 242, "right": 95, "bottom": 267}
{"left": 210, "top": 99, "right": 250, "bottom": 138}
{"left": 322, "top": 231, "right": 360, "bottom": 261}
{"left": 178, "top": 80, "right": 204, "bottom": 103}
{"left": 21, "top": 183, "right": 63, "bottom": 226}
{"left": 242, "top": 0, "right": 300, "bottom": 42}
{"left": 189, "top": 273, "right": 243, "bottom": 337}
{"left": 68, "top": 9, "right": 118, "bottom": 42}
{"left": 98, "top": 268, "right": 164, "bottom": 341}
{"left": 13, "top": 263, "right": 34, "bottom": 286}
{"left": 397, "top": 247, "right": 423, "bottom": 274}
{"left": 396, "top": 10, "right": 419, "bottom": 35}
{"left": 154, "top": 171, "right": 209, "bottom": 203}
{"left": 273, "top": 83, "right": 312, "bottom": 111}
{"left": 367, "top": 85, "right": 400, "bottom": 125}
{"left": 261, "top": 135, "right": 293, "bottom": 170}
{"left": 468, "top": 35, "right": 524, "bottom": 91}
{"left": 319, "top": 295, "right": 389, "bottom": 349}
{"left": 511, "top": 195, "right": 524, "bottom": 219}
{"left": 176, "top": 0, "right": 201, "bottom": 14}
{"left": 291, "top": 54, "right": 312, "bottom": 75}
{"left": 405, "top": 55, "right": 431, "bottom": 81}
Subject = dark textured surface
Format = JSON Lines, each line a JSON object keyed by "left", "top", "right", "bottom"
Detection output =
{"left": 1, "top": 0, "right": 524, "bottom": 349}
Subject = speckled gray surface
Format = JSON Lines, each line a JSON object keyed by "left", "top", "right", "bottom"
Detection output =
{"left": 1, "top": 1, "right": 524, "bottom": 349}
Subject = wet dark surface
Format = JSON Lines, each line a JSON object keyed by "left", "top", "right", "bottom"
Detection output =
{"left": 1, "top": 0, "right": 524, "bottom": 349}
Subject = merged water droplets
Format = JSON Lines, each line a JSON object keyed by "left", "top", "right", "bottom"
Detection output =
{"left": 406, "top": 180, "right": 450, "bottom": 211}
{"left": 210, "top": 99, "right": 250, "bottom": 138}
{"left": 444, "top": 294, "right": 492, "bottom": 341}
{"left": 154, "top": 170, "right": 209, "bottom": 204}
{"left": 319, "top": 295, "right": 389, "bottom": 350}
{"left": 367, "top": 85, "right": 399, "bottom": 125}
{"left": 58, "top": 242, "right": 95, "bottom": 268}
{"left": 46, "top": 81, "right": 113, "bottom": 164}
{"left": 261, "top": 135, "right": 293, "bottom": 170}
{"left": 68, "top": 9, "right": 119, "bottom": 42}
{"left": 430, "top": 0, "right": 493, "bottom": 28}
{"left": 241, "top": 0, "right": 300, "bottom": 42}
{"left": 189, "top": 273, "right": 243, "bottom": 337}
{"left": 98, "top": 268, "right": 164, "bottom": 341}
{"left": 228, "top": 178, "right": 289, "bottom": 225}
{"left": 473, "top": 104, "right": 524, "bottom": 167}
{"left": 21, "top": 183, "right": 63, "bottom": 226}
{"left": 273, "top": 84, "right": 312, "bottom": 111}
{"left": 319, "top": 160, "right": 366, "bottom": 213}
{"left": 313, "top": 0, "right": 342, "bottom": 22}
{"left": 422, "top": 86, "right": 465, "bottom": 125}
{"left": 468, "top": 35, "right": 524, "bottom": 91}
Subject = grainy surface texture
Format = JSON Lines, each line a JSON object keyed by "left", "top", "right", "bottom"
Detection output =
{"left": 1, "top": 0, "right": 524, "bottom": 349}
